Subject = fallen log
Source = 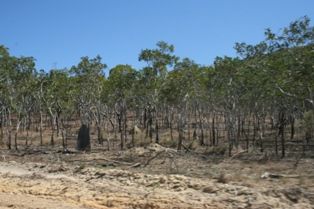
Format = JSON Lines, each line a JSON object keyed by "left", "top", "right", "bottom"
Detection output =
{"left": 65, "top": 157, "right": 134, "bottom": 166}
{"left": 261, "top": 172, "right": 314, "bottom": 179}
{"left": 144, "top": 150, "right": 166, "bottom": 167}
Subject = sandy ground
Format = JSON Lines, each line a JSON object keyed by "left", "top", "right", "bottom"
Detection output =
{"left": 0, "top": 144, "right": 314, "bottom": 209}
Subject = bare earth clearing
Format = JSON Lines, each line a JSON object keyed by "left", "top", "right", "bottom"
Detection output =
{"left": 0, "top": 144, "right": 313, "bottom": 209}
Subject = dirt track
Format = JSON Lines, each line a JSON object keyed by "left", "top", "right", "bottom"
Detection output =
{"left": 0, "top": 145, "right": 313, "bottom": 209}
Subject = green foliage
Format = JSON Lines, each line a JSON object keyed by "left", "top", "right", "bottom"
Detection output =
{"left": 107, "top": 64, "right": 138, "bottom": 106}
{"left": 70, "top": 56, "right": 107, "bottom": 121}
{"left": 160, "top": 58, "right": 209, "bottom": 106}
{"left": 139, "top": 41, "right": 178, "bottom": 78}
{"left": 0, "top": 49, "right": 37, "bottom": 119}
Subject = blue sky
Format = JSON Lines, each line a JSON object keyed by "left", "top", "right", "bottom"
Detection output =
{"left": 1, "top": 0, "right": 314, "bottom": 73}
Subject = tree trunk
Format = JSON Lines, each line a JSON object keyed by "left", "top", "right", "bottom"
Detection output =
{"left": 259, "top": 116, "right": 264, "bottom": 153}
{"left": 177, "top": 113, "right": 183, "bottom": 151}
{"left": 25, "top": 127, "right": 29, "bottom": 146}
{"left": 113, "top": 118, "right": 117, "bottom": 148}
{"left": 290, "top": 116, "right": 295, "bottom": 140}
{"left": 237, "top": 114, "right": 241, "bottom": 148}
{"left": 143, "top": 108, "right": 147, "bottom": 129}
{"left": 62, "top": 128, "right": 66, "bottom": 149}
{"left": 8, "top": 129, "right": 11, "bottom": 150}
{"left": 14, "top": 120, "right": 21, "bottom": 150}
{"left": 119, "top": 102, "right": 127, "bottom": 150}
{"left": 212, "top": 114, "right": 216, "bottom": 146}
{"left": 7, "top": 110, "right": 12, "bottom": 150}
{"left": 228, "top": 130, "right": 233, "bottom": 157}
{"left": 170, "top": 120, "right": 173, "bottom": 141}
{"left": 106, "top": 121, "right": 111, "bottom": 151}
{"left": 275, "top": 132, "right": 278, "bottom": 156}
{"left": 155, "top": 118, "right": 159, "bottom": 143}
{"left": 281, "top": 126, "right": 285, "bottom": 158}
{"left": 120, "top": 129, "right": 124, "bottom": 150}
{"left": 152, "top": 106, "right": 158, "bottom": 144}
{"left": 148, "top": 109, "right": 153, "bottom": 142}
{"left": 169, "top": 109, "right": 174, "bottom": 141}
{"left": 279, "top": 111, "right": 285, "bottom": 158}
{"left": 51, "top": 128, "right": 55, "bottom": 146}
{"left": 178, "top": 128, "right": 183, "bottom": 150}
{"left": 187, "top": 110, "right": 191, "bottom": 142}
{"left": 39, "top": 110, "right": 43, "bottom": 146}
{"left": 131, "top": 127, "right": 135, "bottom": 147}
{"left": 0, "top": 113, "right": 4, "bottom": 145}
{"left": 97, "top": 125, "right": 102, "bottom": 144}
{"left": 226, "top": 111, "right": 236, "bottom": 157}
{"left": 123, "top": 108, "right": 127, "bottom": 147}
{"left": 50, "top": 115, "right": 55, "bottom": 146}
{"left": 198, "top": 111, "right": 204, "bottom": 146}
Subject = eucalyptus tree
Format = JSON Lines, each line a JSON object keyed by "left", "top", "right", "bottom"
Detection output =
{"left": 233, "top": 41, "right": 273, "bottom": 152}
{"left": 212, "top": 56, "right": 245, "bottom": 155}
{"left": 139, "top": 41, "right": 178, "bottom": 143}
{"left": 159, "top": 64, "right": 186, "bottom": 148}
{"left": 41, "top": 69, "right": 74, "bottom": 147}
{"left": 174, "top": 59, "right": 210, "bottom": 146}
{"left": 35, "top": 69, "right": 47, "bottom": 146}
{"left": 107, "top": 64, "right": 138, "bottom": 149}
{"left": 139, "top": 41, "right": 178, "bottom": 78}
{"left": 0, "top": 45, "right": 14, "bottom": 149}
{"left": 0, "top": 46, "right": 37, "bottom": 150}
{"left": 160, "top": 58, "right": 209, "bottom": 149}
{"left": 12, "top": 56, "right": 37, "bottom": 149}
{"left": 261, "top": 16, "right": 314, "bottom": 112}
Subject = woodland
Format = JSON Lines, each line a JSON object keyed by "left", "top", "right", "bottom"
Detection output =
{"left": 0, "top": 16, "right": 314, "bottom": 157}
